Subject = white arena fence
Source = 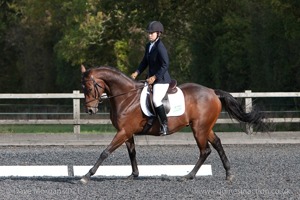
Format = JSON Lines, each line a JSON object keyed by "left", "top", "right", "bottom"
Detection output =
{"left": 0, "top": 90, "right": 299, "bottom": 134}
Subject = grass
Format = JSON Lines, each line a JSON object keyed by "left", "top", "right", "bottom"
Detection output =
{"left": 0, "top": 124, "right": 116, "bottom": 134}
{"left": 0, "top": 123, "right": 298, "bottom": 134}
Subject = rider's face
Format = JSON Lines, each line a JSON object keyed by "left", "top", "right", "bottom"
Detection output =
{"left": 148, "top": 32, "right": 158, "bottom": 42}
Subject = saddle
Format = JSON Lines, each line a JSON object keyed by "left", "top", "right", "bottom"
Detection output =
{"left": 140, "top": 79, "right": 185, "bottom": 135}
{"left": 146, "top": 79, "right": 178, "bottom": 116}
{"left": 167, "top": 79, "right": 178, "bottom": 94}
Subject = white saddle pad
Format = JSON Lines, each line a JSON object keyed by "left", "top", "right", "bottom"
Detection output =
{"left": 140, "top": 85, "right": 185, "bottom": 117}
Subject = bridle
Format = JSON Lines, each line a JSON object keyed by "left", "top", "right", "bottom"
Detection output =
{"left": 82, "top": 76, "right": 105, "bottom": 105}
{"left": 82, "top": 76, "right": 146, "bottom": 106}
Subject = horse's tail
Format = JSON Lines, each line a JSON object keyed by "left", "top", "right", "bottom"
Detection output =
{"left": 214, "top": 89, "right": 267, "bottom": 133}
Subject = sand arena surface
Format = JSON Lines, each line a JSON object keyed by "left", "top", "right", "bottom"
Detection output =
{"left": 0, "top": 144, "right": 299, "bottom": 199}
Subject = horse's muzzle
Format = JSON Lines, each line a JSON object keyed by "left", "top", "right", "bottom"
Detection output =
{"left": 87, "top": 107, "right": 98, "bottom": 115}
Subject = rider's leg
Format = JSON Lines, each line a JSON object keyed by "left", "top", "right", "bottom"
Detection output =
{"left": 155, "top": 105, "right": 169, "bottom": 135}
{"left": 153, "top": 83, "right": 169, "bottom": 135}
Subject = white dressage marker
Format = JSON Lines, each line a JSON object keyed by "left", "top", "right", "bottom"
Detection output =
{"left": 74, "top": 165, "right": 212, "bottom": 177}
{"left": 0, "top": 166, "right": 68, "bottom": 177}
{"left": 0, "top": 165, "right": 212, "bottom": 177}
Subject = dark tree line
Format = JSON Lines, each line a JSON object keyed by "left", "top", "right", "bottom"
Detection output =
{"left": 0, "top": 0, "right": 299, "bottom": 93}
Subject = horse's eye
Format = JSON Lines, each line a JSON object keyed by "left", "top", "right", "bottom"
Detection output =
{"left": 85, "top": 88, "right": 92, "bottom": 93}
{"left": 82, "top": 85, "right": 91, "bottom": 94}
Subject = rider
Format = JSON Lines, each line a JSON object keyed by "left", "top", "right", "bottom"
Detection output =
{"left": 131, "top": 21, "right": 171, "bottom": 136}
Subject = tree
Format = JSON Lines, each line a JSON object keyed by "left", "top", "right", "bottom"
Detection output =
{"left": 1, "top": 0, "right": 299, "bottom": 93}
{"left": 0, "top": 0, "right": 22, "bottom": 92}
{"left": 248, "top": 0, "right": 300, "bottom": 91}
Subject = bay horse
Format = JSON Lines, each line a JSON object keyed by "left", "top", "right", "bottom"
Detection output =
{"left": 80, "top": 65, "right": 266, "bottom": 184}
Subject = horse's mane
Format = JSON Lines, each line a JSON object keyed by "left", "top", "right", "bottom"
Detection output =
{"left": 87, "top": 66, "right": 121, "bottom": 73}
{"left": 87, "top": 66, "right": 139, "bottom": 84}
{"left": 94, "top": 66, "right": 121, "bottom": 73}
{"left": 86, "top": 66, "right": 122, "bottom": 76}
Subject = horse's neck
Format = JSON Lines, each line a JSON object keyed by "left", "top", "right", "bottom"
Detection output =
{"left": 95, "top": 68, "right": 140, "bottom": 97}
{"left": 104, "top": 77, "right": 136, "bottom": 96}
{"left": 105, "top": 77, "right": 142, "bottom": 116}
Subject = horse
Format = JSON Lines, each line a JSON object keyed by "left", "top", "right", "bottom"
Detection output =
{"left": 80, "top": 65, "right": 266, "bottom": 184}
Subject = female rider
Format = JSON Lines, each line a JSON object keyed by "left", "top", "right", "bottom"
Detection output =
{"left": 131, "top": 21, "right": 171, "bottom": 135}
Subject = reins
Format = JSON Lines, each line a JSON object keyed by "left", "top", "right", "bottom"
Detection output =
{"left": 82, "top": 77, "right": 146, "bottom": 105}
{"left": 105, "top": 85, "right": 145, "bottom": 99}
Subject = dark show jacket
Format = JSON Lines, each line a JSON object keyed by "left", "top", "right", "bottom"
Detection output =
{"left": 137, "top": 39, "right": 171, "bottom": 84}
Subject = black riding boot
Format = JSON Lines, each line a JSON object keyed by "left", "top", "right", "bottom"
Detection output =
{"left": 155, "top": 105, "right": 169, "bottom": 136}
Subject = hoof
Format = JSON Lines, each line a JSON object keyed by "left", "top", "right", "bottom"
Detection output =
{"left": 80, "top": 176, "right": 89, "bottom": 184}
{"left": 176, "top": 177, "right": 186, "bottom": 182}
{"left": 226, "top": 174, "right": 234, "bottom": 182}
{"left": 183, "top": 174, "right": 195, "bottom": 180}
{"left": 127, "top": 174, "right": 138, "bottom": 180}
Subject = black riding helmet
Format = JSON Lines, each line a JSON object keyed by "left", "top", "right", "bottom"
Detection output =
{"left": 146, "top": 21, "right": 164, "bottom": 33}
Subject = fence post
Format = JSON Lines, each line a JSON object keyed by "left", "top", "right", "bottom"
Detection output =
{"left": 245, "top": 90, "right": 253, "bottom": 134}
{"left": 73, "top": 90, "right": 81, "bottom": 134}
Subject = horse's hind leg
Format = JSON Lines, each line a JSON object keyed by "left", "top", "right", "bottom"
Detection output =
{"left": 184, "top": 142, "right": 211, "bottom": 179}
{"left": 125, "top": 137, "right": 139, "bottom": 179}
{"left": 184, "top": 127, "right": 212, "bottom": 179}
{"left": 208, "top": 130, "right": 234, "bottom": 181}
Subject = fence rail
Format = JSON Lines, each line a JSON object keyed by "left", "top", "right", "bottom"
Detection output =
{"left": 0, "top": 90, "right": 299, "bottom": 134}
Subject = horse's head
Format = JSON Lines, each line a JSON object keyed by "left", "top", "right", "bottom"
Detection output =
{"left": 81, "top": 65, "right": 106, "bottom": 115}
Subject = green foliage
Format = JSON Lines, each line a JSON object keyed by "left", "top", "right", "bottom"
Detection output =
{"left": 54, "top": 8, "right": 107, "bottom": 65}
{"left": 0, "top": 0, "right": 299, "bottom": 93}
{"left": 114, "top": 40, "right": 130, "bottom": 74}
{"left": 211, "top": 11, "right": 251, "bottom": 91}
{"left": 0, "top": 0, "right": 22, "bottom": 92}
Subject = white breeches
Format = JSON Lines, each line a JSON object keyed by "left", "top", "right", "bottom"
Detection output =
{"left": 152, "top": 83, "right": 169, "bottom": 107}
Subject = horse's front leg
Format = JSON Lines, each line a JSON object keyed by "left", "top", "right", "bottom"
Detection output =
{"left": 125, "top": 136, "right": 139, "bottom": 179}
{"left": 80, "top": 129, "right": 129, "bottom": 184}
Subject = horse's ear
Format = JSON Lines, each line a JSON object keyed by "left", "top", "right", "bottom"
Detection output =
{"left": 81, "top": 65, "right": 86, "bottom": 73}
